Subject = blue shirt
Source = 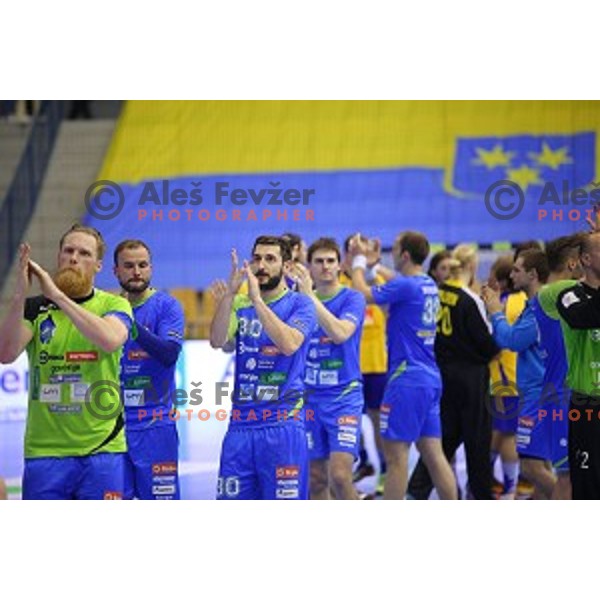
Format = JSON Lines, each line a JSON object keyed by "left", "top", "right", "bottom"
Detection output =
{"left": 121, "top": 290, "right": 185, "bottom": 429}
{"left": 530, "top": 295, "right": 569, "bottom": 403}
{"left": 230, "top": 290, "right": 317, "bottom": 425}
{"left": 490, "top": 299, "right": 545, "bottom": 400}
{"left": 371, "top": 274, "right": 441, "bottom": 386}
{"left": 304, "top": 287, "right": 366, "bottom": 394}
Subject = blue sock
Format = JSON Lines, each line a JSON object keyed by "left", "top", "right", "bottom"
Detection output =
{"left": 503, "top": 461, "right": 519, "bottom": 493}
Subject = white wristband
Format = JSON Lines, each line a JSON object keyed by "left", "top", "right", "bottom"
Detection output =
{"left": 352, "top": 255, "right": 368, "bottom": 270}
{"left": 366, "top": 263, "right": 381, "bottom": 283}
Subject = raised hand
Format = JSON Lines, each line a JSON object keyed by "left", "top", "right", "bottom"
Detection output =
{"left": 243, "top": 260, "right": 261, "bottom": 303}
{"left": 481, "top": 283, "right": 503, "bottom": 315}
{"left": 209, "top": 279, "right": 229, "bottom": 304}
{"left": 348, "top": 233, "right": 369, "bottom": 257}
{"left": 366, "top": 238, "right": 382, "bottom": 267}
{"left": 290, "top": 262, "right": 314, "bottom": 295}
{"left": 15, "top": 243, "right": 32, "bottom": 299}
{"left": 28, "top": 260, "right": 62, "bottom": 302}
{"left": 227, "top": 249, "right": 246, "bottom": 295}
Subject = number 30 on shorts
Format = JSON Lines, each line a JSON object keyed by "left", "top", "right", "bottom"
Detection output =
{"left": 217, "top": 476, "right": 241, "bottom": 498}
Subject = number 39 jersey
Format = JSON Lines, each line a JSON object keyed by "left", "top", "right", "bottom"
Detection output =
{"left": 371, "top": 274, "right": 441, "bottom": 386}
{"left": 227, "top": 290, "right": 317, "bottom": 425}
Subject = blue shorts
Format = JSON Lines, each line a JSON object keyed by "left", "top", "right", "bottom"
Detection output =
{"left": 380, "top": 382, "right": 442, "bottom": 443}
{"left": 552, "top": 415, "right": 569, "bottom": 472}
{"left": 492, "top": 396, "right": 519, "bottom": 434}
{"left": 363, "top": 373, "right": 387, "bottom": 411}
{"left": 305, "top": 386, "right": 363, "bottom": 460}
{"left": 124, "top": 424, "right": 180, "bottom": 500}
{"left": 23, "top": 453, "right": 125, "bottom": 500}
{"left": 217, "top": 423, "right": 308, "bottom": 500}
{"left": 546, "top": 388, "right": 570, "bottom": 472}
{"left": 517, "top": 393, "right": 553, "bottom": 461}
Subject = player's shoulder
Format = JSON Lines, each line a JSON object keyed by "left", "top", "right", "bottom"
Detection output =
{"left": 95, "top": 288, "right": 132, "bottom": 314}
{"left": 151, "top": 289, "right": 184, "bottom": 311}
{"left": 24, "top": 295, "right": 53, "bottom": 322}
{"left": 341, "top": 286, "right": 367, "bottom": 309}
{"left": 288, "top": 290, "right": 314, "bottom": 308}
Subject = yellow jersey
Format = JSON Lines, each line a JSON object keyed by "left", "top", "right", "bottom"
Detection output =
{"left": 340, "top": 272, "right": 387, "bottom": 374}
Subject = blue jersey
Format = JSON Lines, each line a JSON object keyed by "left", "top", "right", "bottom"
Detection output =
{"left": 229, "top": 290, "right": 317, "bottom": 425}
{"left": 490, "top": 300, "right": 545, "bottom": 400}
{"left": 304, "top": 287, "right": 366, "bottom": 394}
{"left": 121, "top": 291, "right": 185, "bottom": 429}
{"left": 371, "top": 274, "right": 441, "bottom": 386}
{"left": 531, "top": 295, "right": 569, "bottom": 402}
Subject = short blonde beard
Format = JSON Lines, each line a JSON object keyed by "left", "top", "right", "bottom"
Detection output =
{"left": 53, "top": 267, "right": 94, "bottom": 299}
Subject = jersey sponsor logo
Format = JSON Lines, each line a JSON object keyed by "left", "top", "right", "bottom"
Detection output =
{"left": 238, "top": 384, "right": 255, "bottom": 400}
{"left": 239, "top": 373, "right": 259, "bottom": 382}
{"left": 153, "top": 485, "right": 177, "bottom": 495}
{"left": 560, "top": 291, "right": 580, "bottom": 308}
{"left": 127, "top": 349, "right": 150, "bottom": 360}
{"left": 124, "top": 376, "right": 152, "bottom": 389}
{"left": 40, "top": 384, "right": 61, "bottom": 403}
{"left": 124, "top": 389, "right": 145, "bottom": 406}
{"left": 276, "top": 487, "right": 299, "bottom": 499}
{"left": 337, "top": 415, "right": 359, "bottom": 426}
{"left": 321, "top": 359, "right": 343, "bottom": 370}
{"left": 70, "top": 383, "right": 90, "bottom": 403}
{"left": 276, "top": 465, "right": 300, "bottom": 479}
{"left": 245, "top": 358, "right": 257, "bottom": 370}
{"left": 103, "top": 491, "right": 123, "bottom": 500}
{"left": 337, "top": 431, "right": 357, "bottom": 445}
{"left": 519, "top": 416, "right": 535, "bottom": 429}
{"left": 304, "top": 368, "right": 317, "bottom": 386}
{"left": 260, "top": 345, "right": 280, "bottom": 356}
{"left": 38, "top": 351, "right": 64, "bottom": 365}
{"left": 66, "top": 351, "right": 99, "bottom": 362}
{"left": 259, "top": 372, "right": 286, "bottom": 385}
{"left": 257, "top": 360, "right": 276, "bottom": 371}
{"left": 153, "top": 475, "right": 176, "bottom": 485}
{"left": 39, "top": 315, "right": 56, "bottom": 344}
{"left": 49, "top": 373, "right": 82, "bottom": 383}
{"left": 49, "top": 404, "right": 82, "bottom": 414}
{"left": 319, "top": 370, "right": 339, "bottom": 386}
{"left": 256, "top": 385, "right": 279, "bottom": 401}
{"left": 239, "top": 341, "right": 259, "bottom": 354}
{"left": 152, "top": 462, "right": 177, "bottom": 475}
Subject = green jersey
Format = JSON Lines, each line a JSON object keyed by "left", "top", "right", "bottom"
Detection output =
{"left": 23, "top": 289, "right": 132, "bottom": 458}
{"left": 548, "top": 280, "right": 600, "bottom": 396}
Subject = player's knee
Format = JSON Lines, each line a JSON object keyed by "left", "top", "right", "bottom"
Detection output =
{"left": 310, "top": 462, "right": 328, "bottom": 494}
{"left": 329, "top": 460, "right": 352, "bottom": 489}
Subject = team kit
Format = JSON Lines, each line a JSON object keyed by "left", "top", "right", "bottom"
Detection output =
{"left": 1, "top": 224, "right": 599, "bottom": 500}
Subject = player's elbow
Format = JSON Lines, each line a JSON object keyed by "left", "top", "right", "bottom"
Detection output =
{"left": 210, "top": 335, "right": 225, "bottom": 350}
{"left": 280, "top": 336, "right": 304, "bottom": 356}
{"left": 331, "top": 323, "right": 356, "bottom": 344}
{"left": 0, "top": 348, "right": 20, "bottom": 364}
{"left": 99, "top": 329, "right": 128, "bottom": 354}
